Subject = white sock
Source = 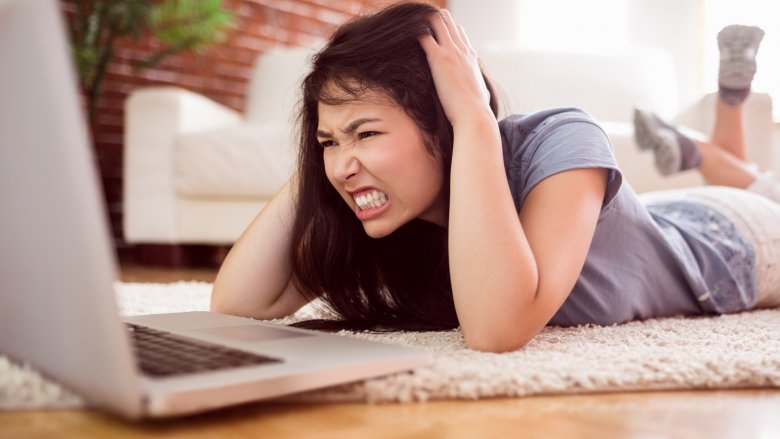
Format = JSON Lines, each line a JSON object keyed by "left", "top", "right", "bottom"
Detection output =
{"left": 633, "top": 108, "right": 701, "bottom": 176}
{"left": 718, "top": 25, "right": 764, "bottom": 105}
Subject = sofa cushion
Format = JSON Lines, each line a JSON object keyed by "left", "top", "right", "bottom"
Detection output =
{"left": 174, "top": 123, "right": 296, "bottom": 199}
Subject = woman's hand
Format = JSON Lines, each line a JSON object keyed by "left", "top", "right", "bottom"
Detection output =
{"left": 418, "top": 9, "right": 492, "bottom": 128}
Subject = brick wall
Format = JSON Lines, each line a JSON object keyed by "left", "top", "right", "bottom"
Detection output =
{"left": 61, "top": 0, "right": 445, "bottom": 264}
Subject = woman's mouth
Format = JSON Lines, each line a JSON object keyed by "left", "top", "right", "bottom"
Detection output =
{"left": 353, "top": 189, "right": 391, "bottom": 220}
{"left": 353, "top": 189, "right": 389, "bottom": 211}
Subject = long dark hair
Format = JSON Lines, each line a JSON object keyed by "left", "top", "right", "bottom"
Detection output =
{"left": 289, "top": 1, "right": 499, "bottom": 331}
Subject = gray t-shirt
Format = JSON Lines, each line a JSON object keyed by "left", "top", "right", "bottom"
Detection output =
{"left": 498, "top": 108, "right": 756, "bottom": 327}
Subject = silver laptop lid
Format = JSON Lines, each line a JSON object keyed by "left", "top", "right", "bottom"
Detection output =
{"left": 0, "top": 0, "right": 142, "bottom": 417}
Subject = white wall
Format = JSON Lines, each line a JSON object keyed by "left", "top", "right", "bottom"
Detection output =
{"left": 448, "top": 0, "right": 519, "bottom": 49}
{"left": 449, "top": 0, "right": 706, "bottom": 108}
{"left": 447, "top": 0, "right": 519, "bottom": 49}
{"left": 626, "top": 0, "right": 704, "bottom": 108}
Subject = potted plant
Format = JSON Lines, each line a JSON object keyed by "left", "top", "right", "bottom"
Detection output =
{"left": 66, "top": 0, "right": 237, "bottom": 129}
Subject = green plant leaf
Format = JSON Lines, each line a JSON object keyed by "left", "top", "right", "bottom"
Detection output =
{"left": 106, "top": 0, "right": 154, "bottom": 38}
{"left": 148, "top": 0, "right": 237, "bottom": 54}
{"left": 65, "top": 0, "right": 237, "bottom": 126}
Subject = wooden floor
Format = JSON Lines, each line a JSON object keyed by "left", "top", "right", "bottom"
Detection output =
{"left": 3, "top": 264, "right": 779, "bottom": 439}
{"left": 119, "top": 264, "right": 220, "bottom": 283}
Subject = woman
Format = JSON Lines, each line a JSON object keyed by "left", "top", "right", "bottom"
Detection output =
{"left": 212, "top": 2, "right": 777, "bottom": 352}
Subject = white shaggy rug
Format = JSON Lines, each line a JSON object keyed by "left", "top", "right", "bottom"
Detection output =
{"left": 2, "top": 281, "right": 779, "bottom": 410}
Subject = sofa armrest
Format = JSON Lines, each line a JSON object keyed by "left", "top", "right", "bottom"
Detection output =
{"left": 123, "top": 86, "right": 243, "bottom": 244}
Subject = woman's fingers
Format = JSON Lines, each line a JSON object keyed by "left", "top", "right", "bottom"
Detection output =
{"left": 418, "top": 8, "right": 490, "bottom": 127}
{"left": 440, "top": 10, "right": 467, "bottom": 50}
{"left": 426, "top": 10, "right": 451, "bottom": 48}
{"left": 425, "top": 9, "right": 469, "bottom": 52}
{"left": 457, "top": 24, "right": 475, "bottom": 54}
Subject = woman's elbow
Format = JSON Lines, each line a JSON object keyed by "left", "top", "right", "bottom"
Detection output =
{"left": 209, "top": 287, "right": 232, "bottom": 314}
{"left": 463, "top": 330, "right": 533, "bottom": 353}
{"left": 209, "top": 283, "right": 249, "bottom": 316}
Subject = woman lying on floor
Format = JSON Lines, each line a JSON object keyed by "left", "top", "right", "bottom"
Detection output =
{"left": 211, "top": 2, "right": 778, "bottom": 352}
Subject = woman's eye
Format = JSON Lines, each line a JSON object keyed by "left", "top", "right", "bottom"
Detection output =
{"left": 358, "top": 131, "right": 379, "bottom": 140}
{"left": 319, "top": 140, "right": 336, "bottom": 148}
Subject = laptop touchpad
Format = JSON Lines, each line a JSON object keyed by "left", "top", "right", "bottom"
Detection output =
{"left": 199, "top": 324, "right": 313, "bottom": 343}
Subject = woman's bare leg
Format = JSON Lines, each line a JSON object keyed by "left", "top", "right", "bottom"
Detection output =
{"left": 694, "top": 139, "right": 757, "bottom": 188}
{"left": 711, "top": 98, "right": 747, "bottom": 161}
{"left": 712, "top": 24, "right": 765, "bottom": 160}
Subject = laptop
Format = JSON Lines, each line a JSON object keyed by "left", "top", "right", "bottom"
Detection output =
{"left": 0, "top": 0, "right": 430, "bottom": 419}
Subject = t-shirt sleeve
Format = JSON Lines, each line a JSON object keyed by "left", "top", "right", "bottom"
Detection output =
{"left": 503, "top": 110, "right": 623, "bottom": 210}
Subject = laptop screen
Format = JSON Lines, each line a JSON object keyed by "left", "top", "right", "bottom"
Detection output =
{"left": 0, "top": 0, "right": 143, "bottom": 416}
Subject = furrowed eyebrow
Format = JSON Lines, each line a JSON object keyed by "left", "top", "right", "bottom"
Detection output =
{"left": 316, "top": 118, "right": 381, "bottom": 138}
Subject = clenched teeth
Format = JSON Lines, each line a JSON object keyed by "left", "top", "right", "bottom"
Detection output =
{"left": 354, "top": 190, "right": 388, "bottom": 211}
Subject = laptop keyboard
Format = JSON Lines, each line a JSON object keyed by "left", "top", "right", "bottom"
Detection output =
{"left": 126, "top": 323, "right": 282, "bottom": 378}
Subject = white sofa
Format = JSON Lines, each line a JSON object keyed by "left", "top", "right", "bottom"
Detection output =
{"left": 124, "top": 47, "right": 313, "bottom": 245}
{"left": 123, "top": 47, "right": 775, "bottom": 245}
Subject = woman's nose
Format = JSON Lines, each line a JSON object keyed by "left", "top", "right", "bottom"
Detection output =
{"left": 332, "top": 150, "right": 360, "bottom": 182}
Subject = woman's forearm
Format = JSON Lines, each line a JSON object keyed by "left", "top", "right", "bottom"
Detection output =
{"left": 211, "top": 175, "right": 307, "bottom": 319}
{"left": 447, "top": 111, "right": 539, "bottom": 352}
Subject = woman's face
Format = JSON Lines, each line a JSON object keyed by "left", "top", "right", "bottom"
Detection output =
{"left": 318, "top": 91, "right": 447, "bottom": 238}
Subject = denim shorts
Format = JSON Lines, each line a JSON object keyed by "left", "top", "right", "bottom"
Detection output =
{"left": 676, "top": 176, "right": 780, "bottom": 309}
